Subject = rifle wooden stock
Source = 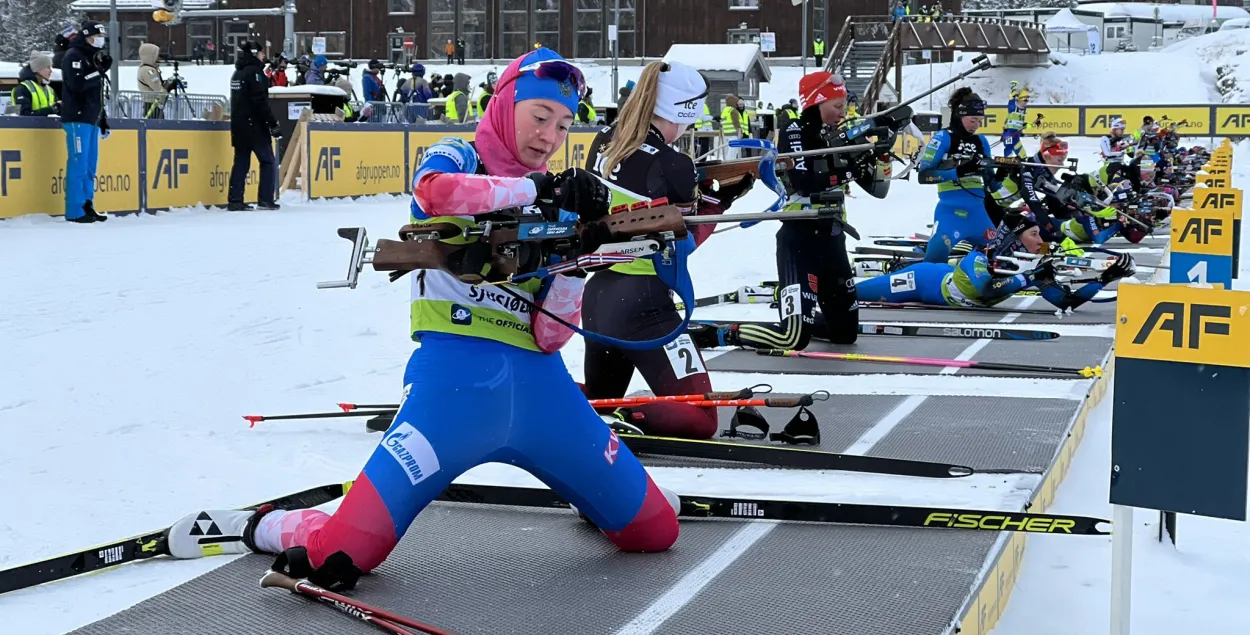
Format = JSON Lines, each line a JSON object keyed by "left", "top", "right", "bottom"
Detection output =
{"left": 369, "top": 205, "right": 690, "bottom": 284}
{"left": 696, "top": 157, "right": 795, "bottom": 187}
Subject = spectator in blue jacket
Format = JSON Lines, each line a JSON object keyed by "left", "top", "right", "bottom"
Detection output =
{"left": 362, "top": 59, "right": 387, "bottom": 102}
{"left": 59, "top": 20, "right": 111, "bottom": 223}
{"left": 305, "top": 55, "right": 327, "bottom": 85}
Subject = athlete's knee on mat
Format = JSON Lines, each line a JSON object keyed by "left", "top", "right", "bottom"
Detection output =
{"left": 601, "top": 476, "right": 680, "bottom": 553}
{"left": 303, "top": 478, "right": 402, "bottom": 573}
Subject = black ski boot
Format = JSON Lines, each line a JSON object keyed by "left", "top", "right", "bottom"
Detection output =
{"left": 256, "top": 201, "right": 281, "bottom": 211}
{"left": 687, "top": 323, "right": 739, "bottom": 349}
{"left": 226, "top": 202, "right": 254, "bottom": 211}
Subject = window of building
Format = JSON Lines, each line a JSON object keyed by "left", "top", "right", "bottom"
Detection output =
{"left": 502, "top": 0, "right": 561, "bottom": 58}
{"left": 187, "top": 20, "right": 213, "bottom": 57}
{"left": 388, "top": 33, "right": 416, "bottom": 64}
{"left": 575, "top": 0, "right": 635, "bottom": 58}
{"left": 1106, "top": 24, "right": 1127, "bottom": 39}
{"left": 812, "top": 0, "right": 827, "bottom": 39}
{"left": 729, "top": 0, "right": 759, "bottom": 10}
{"left": 123, "top": 21, "right": 147, "bottom": 61}
{"left": 295, "top": 31, "right": 316, "bottom": 56}
{"left": 575, "top": 0, "right": 603, "bottom": 58}
{"left": 429, "top": 0, "right": 456, "bottom": 59}
{"left": 389, "top": 0, "right": 415, "bottom": 14}
{"left": 462, "top": 0, "right": 489, "bottom": 60}
{"left": 294, "top": 30, "right": 346, "bottom": 57}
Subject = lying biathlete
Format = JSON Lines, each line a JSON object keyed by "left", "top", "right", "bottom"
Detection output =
{"left": 857, "top": 210, "right": 1137, "bottom": 311}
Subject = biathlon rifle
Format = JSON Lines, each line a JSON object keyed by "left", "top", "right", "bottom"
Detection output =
{"left": 693, "top": 54, "right": 994, "bottom": 189}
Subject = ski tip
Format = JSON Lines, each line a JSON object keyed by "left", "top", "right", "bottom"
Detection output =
{"left": 337, "top": 402, "right": 356, "bottom": 412}
{"left": 243, "top": 415, "right": 263, "bottom": 428}
{"left": 949, "top": 465, "right": 975, "bottom": 478}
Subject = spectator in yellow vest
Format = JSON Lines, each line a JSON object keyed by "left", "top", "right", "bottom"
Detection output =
{"left": 443, "top": 72, "right": 472, "bottom": 123}
{"left": 13, "top": 53, "right": 58, "bottom": 117}
{"left": 812, "top": 37, "right": 825, "bottom": 67}
{"left": 578, "top": 86, "right": 597, "bottom": 124}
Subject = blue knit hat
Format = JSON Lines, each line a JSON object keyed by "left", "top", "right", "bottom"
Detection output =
{"left": 512, "top": 48, "right": 581, "bottom": 117}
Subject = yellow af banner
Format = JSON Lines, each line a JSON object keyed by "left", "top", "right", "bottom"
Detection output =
{"left": 977, "top": 107, "right": 1009, "bottom": 136}
{"left": 1215, "top": 107, "right": 1250, "bottom": 136}
{"left": 1172, "top": 207, "right": 1235, "bottom": 257}
{"left": 1195, "top": 187, "right": 1243, "bottom": 222}
{"left": 1083, "top": 107, "right": 1211, "bottom": 136}
{"left": 0, "top": 126, "right": 140, "bottom": 218}
{"left": 146, "top": 129, "right": 257, "bottom": 209}
{"left": 1197, "top": 173, "right": 1230, "bottom": 189}
{"left": 1022, "top": 107, "right": 1081, "bottom": 136}
{"left": 564, "top": 130, "right": 599, "bottom": 172}
{"left": 307, "top": 128, "right": 406, "bottom": 199}
{"left": 1116, "top": 284, "right": 1250, "bottom": 368}
{"left": 407, "top": 129, "right": 475, "bottom": 191}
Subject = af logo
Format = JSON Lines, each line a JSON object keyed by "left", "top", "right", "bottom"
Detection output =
{"left": 1177, "top": 217, "right": 1223, "bottom": 244}
{"left": 1199, "top": 191, "right": 1236, "bottom": 209}
{"left": 315, "top": 146, "right": 341, "bottom": 181}
{"left": 1, "top": 149, "right": 21, "bottom": 196}
{"left": 1132, "top": 302, "right": 1231, "bottom": 349}
{"left": 1221, "top": 113, "right": 1250, "bottom": 129}
{"left": 1089, "top": 114, "right": 1124, "bottom": 129}
{"left": 152, "top": 148, "right": 189, "bottom": 189}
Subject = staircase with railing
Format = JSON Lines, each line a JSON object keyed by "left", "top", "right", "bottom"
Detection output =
{"left": 826, "top": 15, "right": 1050, "bottom": 110}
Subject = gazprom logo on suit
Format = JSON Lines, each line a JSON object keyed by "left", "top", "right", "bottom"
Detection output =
{"left": 1, "top": 150, "right": 21, "bottom": 196}
{"left": 383, "top": 422, "right": 441, "bottom": 486}
{"left": 315, "top": 146, "right": 341, "bottom": 181}
{"left": 450, "top": 303, "right": 472, "bottom": 325}
{"left": 152, "top": 148, "right": 189, "bottom": 189}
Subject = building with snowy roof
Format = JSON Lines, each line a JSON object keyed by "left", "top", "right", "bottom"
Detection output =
{"left": 966, "top": 1, "right": 1250, "bottom": 52}
{"left": 662, "top": 43, "right": 771, "bottom": 110}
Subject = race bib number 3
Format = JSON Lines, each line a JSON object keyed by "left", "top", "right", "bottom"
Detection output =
{"left": 664, "top": 334, "right": 707, "bottom": 380}
{"left": 779, "top": 283, "right": 802, "bottom": 319}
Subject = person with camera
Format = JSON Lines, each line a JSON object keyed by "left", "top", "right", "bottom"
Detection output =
{"left": 228, "top": 41, "right": 280, "bottom": 211}
{"left": 362, "top": 59, "right": 386, "bottom": 102}
{"left": 60, "top": 20, "right": 112, "bottom": 223}
{"left": 137, "top": 43, "right": 184, "bottom": 119}
{"left": 13, "top": 53, "right": 58, "bottom": 118}
{"left": 691, "top": 71, "right": 894, "bottom": 351}
{"left": 266, "top": 54, "right": 289, "bottom": 87}
{"left": 305, "top": 55, "right": 327, "bottom": 85}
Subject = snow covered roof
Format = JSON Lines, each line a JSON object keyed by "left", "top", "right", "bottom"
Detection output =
{"left": 69, "top": 0, "right": 213, "bottom": 10}
{"left": 1077, "top": 3, "right": 1249, "bottom": 22}
{"left": 1045, "top": 8, "right": 1097, "bottom": 32}
{"left": 269, "top": 85, "right": 349, "bottom": 98}
{"left": 663, "top": 44, "right": 770, "bottom": 81}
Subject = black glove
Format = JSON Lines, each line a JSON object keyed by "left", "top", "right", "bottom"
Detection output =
{"left": 1100, "top": 252, "right": 1136, "bottom": 284}
{"left": 529, "top": 168, "right": 610, "bottom": 223}
{"left": 51, "top": 102, "right": 61, "bottom": 115}
{"left": 955, "top": 156, "right": 992, "bottom": 177}
{"left": 98, "top": 118, "right": 110, "bottom": 135}
{"left": 93, "top": 50, "right": 113, "bottom": 72}
{"left": 578, "top": 221, "right": 628, "bottom": 255}
{"left": 709, "top": 173, "right": 754, "bottom": 210}
{"left": 1029, "top": 258, "right": 1058, "bottom": 285}
{"left": 270, "top": 546, "right": 363, "bottom": 592}
{"left": 269, "top": 122, "right": 282, "bottom": 138}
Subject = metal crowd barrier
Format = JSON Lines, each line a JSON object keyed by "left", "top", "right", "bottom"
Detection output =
{"left": 107, "top": 91, "right": 229, "bottom": 121}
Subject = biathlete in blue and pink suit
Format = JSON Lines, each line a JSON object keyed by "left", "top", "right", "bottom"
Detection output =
{"left": 166, "top": 49, "right": 681, "bottom": 589}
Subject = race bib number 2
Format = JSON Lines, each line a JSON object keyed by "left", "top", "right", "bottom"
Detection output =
{"left": 664, "top": 335, "right": 707, "bottom": 379}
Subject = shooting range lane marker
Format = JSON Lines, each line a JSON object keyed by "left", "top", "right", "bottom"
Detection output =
{"left": 616, "top": 296, "right": 1038, "bottom": 634}
{"left": 842, "top": 297, "right": 1036, "bottom": 453}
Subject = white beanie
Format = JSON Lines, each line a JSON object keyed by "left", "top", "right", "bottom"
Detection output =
{"left": 654, "top": 61, "right": 707, "bottom": 126}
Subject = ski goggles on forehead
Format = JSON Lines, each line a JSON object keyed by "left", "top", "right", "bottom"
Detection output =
{"left": 1041, "top": 139, "right": 1069, "bottom": 155}
{"left": 953, "top": 100, "right": 987, "bottom": 117}
{"left": 518, "top": 59, "right": 586, "bottom": 98}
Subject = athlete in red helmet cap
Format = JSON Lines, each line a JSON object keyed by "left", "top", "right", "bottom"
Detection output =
{"left": 689, "top": 71, "right": 895, "bottom": 352}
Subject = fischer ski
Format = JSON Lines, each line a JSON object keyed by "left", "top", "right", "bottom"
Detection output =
{"left": 0, "top": 482, "right": 351, "bottom": 595}
{"left": 617, "top": 433, "right": 973, "bottom": 478}
{"left": 434, "top": 483, "right": 1110, "bottom": 535}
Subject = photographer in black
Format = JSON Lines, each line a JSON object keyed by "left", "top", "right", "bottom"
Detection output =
{"left": 228, "top": 41, "right": 280, "bottom": 211}
{"left": 691, "top": 71, "right": 895, "bottom": 351}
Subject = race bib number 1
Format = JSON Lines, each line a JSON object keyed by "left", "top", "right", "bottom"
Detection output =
{"left": 664, "top": 334, "right": 707, "bottom": 379}
{"left": 779, "top": 283, "right": 802, "bottom": 320}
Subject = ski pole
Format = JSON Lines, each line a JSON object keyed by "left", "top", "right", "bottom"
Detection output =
{"left": 338, "top": 402, "right": 399, "bottom": 412}
{"left": 588, "top": 384, "right": 776, "bottom": 408}
{"left": 593, "top": 393, "right": 828, "bottom": 410}
{"left": 260, "top": 570, "right": 454, "bottom": 635}
{"left": 243, "top": 409, "right": 397, "bottom": 428}
{"left": 758, "top": 349, "right": 1102, "bottom": 378}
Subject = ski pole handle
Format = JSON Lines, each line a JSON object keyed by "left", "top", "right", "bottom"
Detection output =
{"left": 258, "top": 569, "right": 300, "bottom": 592}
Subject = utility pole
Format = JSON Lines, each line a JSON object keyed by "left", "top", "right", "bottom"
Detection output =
{"left": 109, "top": 0, "right": 120, "bottom": 110}
{"left": 611, "top": 0, "right": 620, "bottom": 96}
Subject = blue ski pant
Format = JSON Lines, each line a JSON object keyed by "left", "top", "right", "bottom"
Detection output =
{"left": 292, "top": 333, "right": 678, "bottom": 572}
{"left": 924, "top": 191, "right": 994, "bottom": 263}
{"left": 63, "top": 123, "right": 99, "bottom": 220}
{"left": 856, "top": 263, "right": 952, "bottom": 306}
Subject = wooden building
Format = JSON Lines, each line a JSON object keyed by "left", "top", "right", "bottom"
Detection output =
{"left": 72, "top": 0, "right": 937, "bottom": 63}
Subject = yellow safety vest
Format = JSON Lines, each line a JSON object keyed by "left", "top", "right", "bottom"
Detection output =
{"left": 720, "top": 106, "right": 739, "bottom": 135}
{"left": 813, "top": 40, "right": 826, "bottom": 55}
{"left": 477, "top": 93, "right": 489, "bottom": 116}
{"left": 342, "top": 103, "right": 354, "bottom": 119}
{"left": 446, "top": 89, "right": 465, "bottom": 121}
{"left": 11, "top": 80, "right": 53, "bottom": 112}
{"left": 696, "top": 104, "right": 713, "bottom": 130}
{"left": 580, "top": 101, "right": 596, "bottom": 123}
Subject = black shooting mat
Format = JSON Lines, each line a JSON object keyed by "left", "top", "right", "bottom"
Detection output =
{"left": 866, "top": 396, "right": 1083, "bottom": 474}
{"left": 69, "top": 504, "right": 1005, "bottom": 635}
{"left": 706, "top": 331, "right": 1110, "bottom": 378}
